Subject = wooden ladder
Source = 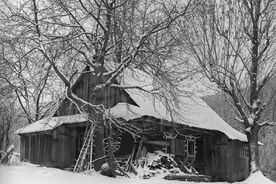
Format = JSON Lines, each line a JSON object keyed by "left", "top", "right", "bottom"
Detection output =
{"left": 73, "top": 123, "right": 95, "bottom": 173}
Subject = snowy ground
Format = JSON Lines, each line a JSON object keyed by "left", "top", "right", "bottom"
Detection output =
{"left": 0, "top": 162, "right": 275, "bottom": 184}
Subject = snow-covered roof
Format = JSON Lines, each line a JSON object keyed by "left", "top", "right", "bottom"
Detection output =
{"left": 110, "top": 98, "right": 247, "bottom": 142}
{"left": 16, "top": 114, "right": 88, "bottom": 134}
{"left": 16, "top": 68, "right": 247, "bottom": 142}
{"left": 116, "top": 69, "right": 247, "bottom": 142}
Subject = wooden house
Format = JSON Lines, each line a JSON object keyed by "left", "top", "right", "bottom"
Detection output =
{"left": 16, "top": 67, "right": 249, "bottom": 182}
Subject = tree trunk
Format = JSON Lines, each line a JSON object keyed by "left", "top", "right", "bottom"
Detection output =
{"left": 246, "top": 126, "right": 260, "bottom": 173}
{"left": 94, "top": 123, "right": 105, "bottom": 171}
{"left": 106, "top": 124, "right": 117, "bottom": 177}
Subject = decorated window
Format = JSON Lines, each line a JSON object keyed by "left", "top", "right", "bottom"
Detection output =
{"left": 174, "top": 135, "right": 197, "bottom": 157}
{"left": 187, "top": 140, "right": 195, "bottom": 156}
{"left": 185, "top": 135, "right": 196, "bottom": 157}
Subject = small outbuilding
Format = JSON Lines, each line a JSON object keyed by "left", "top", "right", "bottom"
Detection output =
{"left": 16, "top": 67, "right": 249, "bottom": 182}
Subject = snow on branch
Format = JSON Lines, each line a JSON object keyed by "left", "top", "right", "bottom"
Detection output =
{"left": 258, "top": 121, "right": 276, "bottom": 127}
{"left": 103, "top": 0, "right": 192, "bottom": 84}
{"left": 109, "top": 84, "right": 159, "bottom": 94}
{"left": 235, "top": 117, "right": 245, "bottom": 123}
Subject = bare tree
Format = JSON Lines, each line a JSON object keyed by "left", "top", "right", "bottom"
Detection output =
{"left": 0, "top": 96, "right": 19, "bottom": 152}
{"left": 0, "top": 30, "right": 59, "bottom": 124}
{"left": 1, "top": 0, "right": 192, "bottom": 175}
{"left": 178, "top": 0, "right": 276, "bottom": 173}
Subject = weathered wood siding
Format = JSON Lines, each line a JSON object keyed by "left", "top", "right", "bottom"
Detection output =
{"left": 53, "top": 66, "right": 138, "bottom": 170}
{"left": 55, "top": 67, "right": 136, "bottom": 116}
{"left": 20, "top": 134, "right": 55, "bottom": 167}
{"left": 19, "top": 124, "right": 89, "bottom": 168}
{"left": 210, "top": 132, "right": 249, "bottom": 182}
{"left": 19, "top": 66, "right": 249, "bottom": 181}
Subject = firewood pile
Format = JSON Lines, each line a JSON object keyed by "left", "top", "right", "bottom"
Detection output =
{"left": 115, "top": 150, "right": 181, "bottom": 179}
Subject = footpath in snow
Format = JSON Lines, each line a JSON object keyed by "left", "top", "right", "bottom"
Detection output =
{"left": 0, "top": 162, "right": 275, "bottom": 184}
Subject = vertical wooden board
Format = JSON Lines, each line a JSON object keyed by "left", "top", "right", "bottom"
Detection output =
{"left": 45, "top": 135, "right": 52, "bottom": 166}
{"left": 58, "top": 135, "right": 65, "bottom": 167}
{"left": 208, "top": 136, "right": 213, "bottom": 176}
{"left": 228, "top": 141, "right": 235, "bottom": 181}
{"left": 43, "top": 135, "right": 47, "bottom": 165}
{"left": 239, "top": 142, "right": 249, "bottom": 180}
{"left": 30, "top": 135, "right": 36, "bottom": 163}
{"left": 37, "top": 135, "right": 40, "bottom": 164}
{"left": 70, "top": 129, "right": 78, "bottom": 164}
{"left": 20, "top": 136, "right": 25, "bottom": 161}
{"left": 51, "top": 138, "right": 57, "bottom": 163}
{"left": 174, "top": 139, "right": 186, "bottom": 156}
{"left": 235, "top": 142, "right": 241, "bottom": 180}
{"left": 68, "top": 133, "right": 73, "bottom": 166}
{"left": 87, "top": 74, "right": 91, "bottom": 101}
{"left": 202, "top": 135, "right": 207, "bottom": 175}
{"left": 57, "top": 134, "right": 70, "bottom": 168}
{"left": 34, "top": 135, "right": 38, "bottom": 163}
{"left": 82, "top": 75, "right": 86, "bottom": 100}
{"left": 211, "top": 145, "right": 217, "bottom": 180}
{"left": 39, "top": 135, "right": 45, "bottom": 164}
{"left": 65, "top": 133, "right": 73, "bottom": 166}
{"left": 237, "top": 142, "right": 242, "bottom": 181}
{"left": 85, "top": 74, "right": 90, "bottom": 101}
{"left": 234, "top": 142, "right": 239, "bottom": 181}
{"left": 170, "top": 139, "right": 176, "bottom": 154}
{"left": 226, "top": 142, "right": 231, "bottom": 181}
{"left": 212, "top": 133, "right": 229, "bottom": 182}
{"left": 220, "top": 145, "right": 226, "bottom": 180}
{"left": 245, "top": 156, "right": 249, "bottom": 178}
{"left": 203, "top": 135, "right": 213, "bottom": 176}
{"left": 26, "top": 135, "right": 30, "bottom": 161}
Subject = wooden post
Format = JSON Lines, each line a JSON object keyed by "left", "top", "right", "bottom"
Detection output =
{"left": 134, "top": 136, "right": 147, "bottom": 164}
{"left": 170, "top": 139, "right": 175, "bottom": 154}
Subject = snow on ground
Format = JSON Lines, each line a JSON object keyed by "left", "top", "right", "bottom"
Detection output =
{"left": 0, "top": 162, "right": 275, "bottom": 184}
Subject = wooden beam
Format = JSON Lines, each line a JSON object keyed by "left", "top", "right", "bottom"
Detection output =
{"left": 64, "top": 122, "right": 89, "bottom": 128}
{"left": 146, "top": 141, "right": 170, "bottom": 147}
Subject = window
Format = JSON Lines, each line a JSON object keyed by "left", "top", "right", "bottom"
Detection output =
{"left": 240, "top": 145, "right": 249, "bottom": 158}
{"left": 187, "top": 140, "right": 195, "bottom": 156}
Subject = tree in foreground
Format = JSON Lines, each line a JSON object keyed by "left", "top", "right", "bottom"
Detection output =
{"left": 178, "top": 0, "right": 276, "bottom": 173}
{"left": 1, "top": 0, "right": 193, "bottom": 176}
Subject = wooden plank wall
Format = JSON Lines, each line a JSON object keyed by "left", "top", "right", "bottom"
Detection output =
{"left": 52, "top": 66, "right": 140, "bottom": 169}
{"left": 209, "top": 132, "right": 249, "bottom": 182}
{"left": 226, "top": 141, "right": 249, "bottom": 181}
{"left": 201, "top": 134, "right": 213, "bottom": 176}
{"left": 19, "top": 135, "right": 26, "bottom": 161}
{"left": 20, "top": 134, "right": 56, "bottom": 167}
{"left": 20, "top": 125, "right": 90, "bottom": 168}
{"left": 55, "top": 66, "right": 136, "bottom": 117}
